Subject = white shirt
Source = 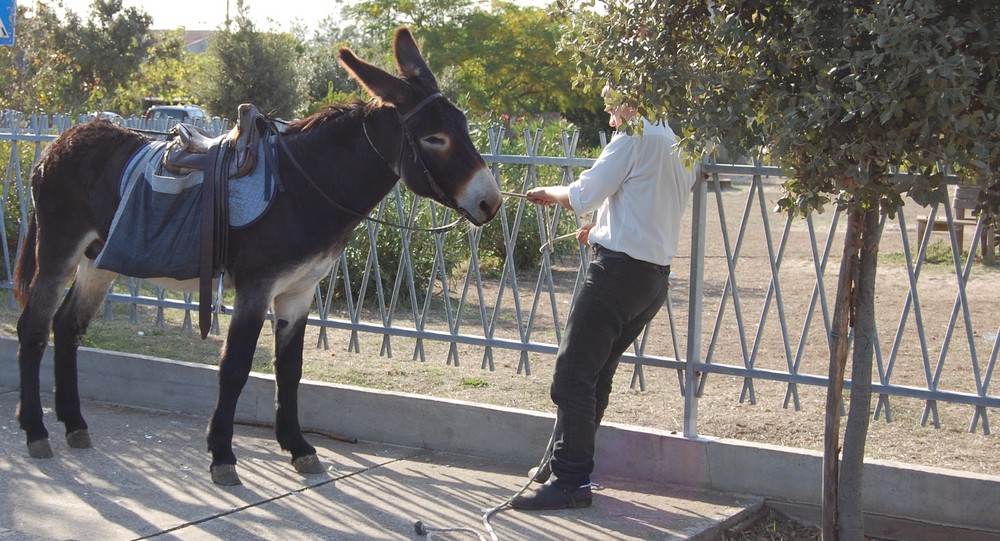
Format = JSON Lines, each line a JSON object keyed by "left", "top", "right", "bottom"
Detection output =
{"left": 567, "top": 119, "right": 692, "bottom": 266}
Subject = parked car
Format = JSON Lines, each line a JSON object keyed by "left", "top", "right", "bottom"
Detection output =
{"left": 88, "top": 111, "right": 124, "bottom": 123}
{"left": 144, "top": 105, "right": 208, "bottom": 123}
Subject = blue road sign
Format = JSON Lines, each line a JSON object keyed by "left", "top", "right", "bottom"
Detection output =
{"left": 1, "top": 0, "right": 14, "bottom": 47}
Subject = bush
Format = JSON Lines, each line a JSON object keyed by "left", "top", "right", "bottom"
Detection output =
{"left": 337, "top": 188, "right": 467, "bottom": 306}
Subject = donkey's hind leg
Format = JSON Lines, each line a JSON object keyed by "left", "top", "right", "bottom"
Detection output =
{"left": 17, "top": 277, "right": 71, "bottom": 458}
{"left": 16, "top": 237, "right": 98, "bottom": 458}
{"left": 50, "top": 259, "right": 117, "bottom": 450}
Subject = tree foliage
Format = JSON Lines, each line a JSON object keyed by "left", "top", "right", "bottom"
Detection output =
{"left": 0, "top": 2, "right": 69, "bottom": 112}
{"left": 339, "top": 0, "right": 601, "bottom": 125}
{"left": 55, "top": 0, "right": 153, "bottom": 110}
{"left": 48, "top": 0, "right": 154, "bottom": 113}
{"left": 0, "top": 0, "right": 155, "bottom": 114}
{"left": 202, "top": 2, "right": 304, "bottom": 118}
{"left": 342, "top": 0, "right": 479, "bottom": 44}
{"left": 564, "top": 0, "right": 999, "bottom": 214}
{"left": 297, "top": 19, "right": 373, "bottom": 114}
{"left": 118, "top": 29, "right": 210, "bottom": 117}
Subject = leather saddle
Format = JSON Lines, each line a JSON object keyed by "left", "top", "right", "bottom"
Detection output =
{"left": 157, "top": 103, "right": 274, "bottom": 339}
{"left": 162, "top": 103, "right": 264, "bottom": 178}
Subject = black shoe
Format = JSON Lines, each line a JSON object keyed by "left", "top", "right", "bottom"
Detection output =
{"left": 527, "top": 461, "right": 551, "bottom": 484}
{"left": 510, "top": 480, "right": 592, "bottom": 511}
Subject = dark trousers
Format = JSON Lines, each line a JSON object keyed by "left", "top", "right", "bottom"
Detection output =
{"left": 547, "top": 246, "right": 670, "bottom": 488}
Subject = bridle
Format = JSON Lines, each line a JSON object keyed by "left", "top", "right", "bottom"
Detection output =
{"left": 272, "top": 93, "right": 466, "bottom": 234}
{"left": 376, "top": 92, "right": 459, "bottom": 210}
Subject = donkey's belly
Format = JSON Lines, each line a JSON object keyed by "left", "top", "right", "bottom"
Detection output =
{"left": 147, "top": 275, "right": 224, "bottom": 293}
{"left": 145, "top": 252, "right": 337, "bottom": 298}
{"left": 271, "top": 254, "right": 340, "bottom": 297}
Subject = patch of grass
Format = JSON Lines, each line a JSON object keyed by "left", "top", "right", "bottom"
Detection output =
{"left": 882, "top": 240, "right": 968, "bottom": 266}
{"left": 461, "top": 377, "right": 489, "bottom": 388}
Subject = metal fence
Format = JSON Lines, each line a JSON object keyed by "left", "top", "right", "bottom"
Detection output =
{"left": 2, "top": 110, "right": 998, "bottom": 438}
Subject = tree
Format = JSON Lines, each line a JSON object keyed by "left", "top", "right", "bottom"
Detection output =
{"left": 204, "top": 1, "right": 305, "bottom": 118}
{"left": 0, "top": 0, "right": 154, "bottom": 114}
{"left": 117, "top": 29, "right": 210, "bottom": 117}
{"left": 337, "top": 0, "right": 604, "bottom": 135}
{"left": 562, "top": 1, "right": 999, "bottom": 539}
{"left": 340, "top": 0, "right": 478, "bottom": 44}
{"left": 0, "top": 2, "right": 70, "bottom": 112}
{"left": 296, "top": 18, "right": 373, "bottom": 114}
{"left": 50, "top": 0, "right": 154, "bottom": 113}
{"left": 418, "top": 4, "right": 583, "bottom": 116}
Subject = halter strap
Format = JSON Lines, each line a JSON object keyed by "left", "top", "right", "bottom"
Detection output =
{"left": 399, "top": 92, "right": 444, "bottom": 124}
{"left": 376, "top": 91, "right": 460, "bottom": 214}
{"left": 363, "top": 120, "right": 397, "bottom": 175}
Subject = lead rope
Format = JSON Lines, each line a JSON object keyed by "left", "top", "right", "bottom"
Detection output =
{"left": 501, "top": 190, "right": 579, "bottom": 253}
{"left": 413, "top": 429, "right": 557, "bottom": 541}
{"left": 413, "top": 193, "right": 571, "bottom": 541}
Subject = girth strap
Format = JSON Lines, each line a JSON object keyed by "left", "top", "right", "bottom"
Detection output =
{"left": 199, "top": 141, "right": 231, "bottom": 339}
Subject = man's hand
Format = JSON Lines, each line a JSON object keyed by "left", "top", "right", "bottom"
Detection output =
{"left": 526, "top": 187, "right": 555, "bottom": 205}
{"left": 576, "top": 223, "right": 594, "bottom": 246}
{"left": 525, "top": 186, "right": 573, "bottom": 210}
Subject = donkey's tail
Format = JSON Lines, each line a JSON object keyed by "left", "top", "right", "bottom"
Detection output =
{"left": 13, "top": 213, "right": 37, "bottom": 308}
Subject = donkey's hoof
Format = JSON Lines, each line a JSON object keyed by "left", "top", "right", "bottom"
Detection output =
{"left": 66, "top": 429, "right": 92, "bottom": 449}
{"left": 292, "top": 454, "right": 325, "bottom": 474}
{"left": 27, "top": 439, "right": 53, "bottom": 459}
{"left": 210, "top": 464, "right": 243, "bottom": 486}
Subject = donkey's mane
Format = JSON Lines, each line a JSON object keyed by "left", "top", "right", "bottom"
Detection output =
{"left": 283, "top": 99, "right": 377, "bottom": 135}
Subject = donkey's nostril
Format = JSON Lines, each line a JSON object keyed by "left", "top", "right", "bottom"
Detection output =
{"left": 480, "top": 198, "right": 501, "bottom": 218}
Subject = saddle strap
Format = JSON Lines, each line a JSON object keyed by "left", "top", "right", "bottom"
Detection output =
{"left": 199, "top": 143, "right": 222, "bottom": 339}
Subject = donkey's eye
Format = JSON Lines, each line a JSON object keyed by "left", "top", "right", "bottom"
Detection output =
{"left": 421, "top": 135, "right": 448, "bottom": 148}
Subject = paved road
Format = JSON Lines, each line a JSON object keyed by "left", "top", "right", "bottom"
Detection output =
{"left": 0, "top": 387, "right": 756, "bottom": 540}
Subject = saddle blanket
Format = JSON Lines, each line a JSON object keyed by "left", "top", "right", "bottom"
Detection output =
{"left": 94, "top": 137, "right": 280, "bottom": 280}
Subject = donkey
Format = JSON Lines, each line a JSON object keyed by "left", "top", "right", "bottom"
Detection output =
{"left": 13, "top": 27, "right": 501, "bottom": 485}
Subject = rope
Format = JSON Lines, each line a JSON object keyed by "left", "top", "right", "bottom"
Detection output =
{"left": 409, "top": 193, "right": 597, "bottom": 539}
{"left": 413, "top": 430, "right": 557, "bottom": 541}
{"left": 539, "top": 231, "right": 580, "bottom": 253}
{"left": 501, "top": 190, "right": 582, "bottom": 252}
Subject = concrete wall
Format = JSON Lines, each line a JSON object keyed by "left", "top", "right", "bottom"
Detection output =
{"left": 2, "top": 337, "right": 998, "bottom": 535}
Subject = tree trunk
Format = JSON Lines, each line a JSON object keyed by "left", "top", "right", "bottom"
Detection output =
{"left": 838, "top": 206, "right": 882, "bottom": 540}
{"left": 822, "top": 207, "right": 865, "bottom": 541}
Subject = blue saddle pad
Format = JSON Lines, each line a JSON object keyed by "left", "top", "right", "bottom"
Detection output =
{"left": 94, "top": 138, "right": 279, "bottom": 280}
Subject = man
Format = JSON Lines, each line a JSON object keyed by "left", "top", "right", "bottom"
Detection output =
{"left": 512, "top": 85, "right": 693, "bottom": 511}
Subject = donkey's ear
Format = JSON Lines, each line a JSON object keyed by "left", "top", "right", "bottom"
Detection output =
{"left": 393, "top": 27, "right": 440, "bottom": 91}
{"left": 338, "top": 47, "right": 409, "bottom": 105}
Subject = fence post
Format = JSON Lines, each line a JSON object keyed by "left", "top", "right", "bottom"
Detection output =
{"left": 684, "top": 160, "right": 707, "bottom": 438}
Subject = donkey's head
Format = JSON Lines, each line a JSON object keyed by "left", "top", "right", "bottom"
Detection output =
{"left": 338, "top": 27, "right": 502, "bottom": 226}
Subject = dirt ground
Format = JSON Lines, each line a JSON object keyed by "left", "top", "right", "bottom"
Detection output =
{"left": 1, "top": 179, "right": 997, "bottom": 483}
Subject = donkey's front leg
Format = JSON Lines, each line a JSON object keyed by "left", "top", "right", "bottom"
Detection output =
{"left": 207, "top": 292, "right": 267, "bottom": 486}
{"left": 272, "top": 290, "right": 323, "bottom": 475}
